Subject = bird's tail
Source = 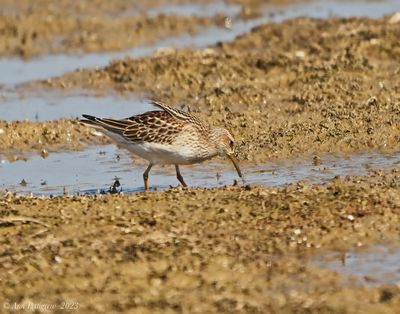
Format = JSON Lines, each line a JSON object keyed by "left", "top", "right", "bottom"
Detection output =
{"left": 80, "top": 114, "right": 129, "bottom": 134}
{"left": 80, "top": 114, "right": 103, "bottom": 128}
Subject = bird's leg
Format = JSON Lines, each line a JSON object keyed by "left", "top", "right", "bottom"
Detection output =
{"left": 175, "top": 165, "right": 188, "bottom": 187}
{"left": 143, "top": 163, "right": 153, "bottom": 191}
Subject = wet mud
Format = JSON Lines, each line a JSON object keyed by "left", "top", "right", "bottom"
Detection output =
{"left": 30, "top": 16, "right": 400, "bottom": 162}
{"left": 0, "top": 11, "right": 218, "bottom": 58}
{"left": 1, "top": 169, "right": 400, "bottom": 312}
{"left": 1, "top": 1, "right": 400, "bottom": 313}
{"left": 0, "top": 0, "right": 298, "bottom": 58}
{"left": 0, "top": 119, "right": 108, "bottom": 158}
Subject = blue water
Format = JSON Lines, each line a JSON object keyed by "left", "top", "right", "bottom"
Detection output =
{"left": 0, "top": 90, "right": 152, "bottom": 121}
{"left": 313, "top": 245, "right": 400, "bottom": 287}
{"left": 0, "top": 146, "right": 398, "bottom": 195}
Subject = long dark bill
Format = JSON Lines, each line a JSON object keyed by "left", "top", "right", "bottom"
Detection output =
{"left": 227, "top": 154, "right": 243, "bottom": 178}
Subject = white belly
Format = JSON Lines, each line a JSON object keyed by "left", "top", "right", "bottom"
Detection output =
{"left": 127, "top": 141, "right": 204, "bottom": 165}
{"left": 101, "top": 130, "right": 213, "bottom": 165}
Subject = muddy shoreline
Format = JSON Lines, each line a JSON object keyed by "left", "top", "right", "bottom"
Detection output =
{"left": 1, "top": 169, "right": 400, "bottom": 312}
{"left": 0, "top": 12, "right": 220, "bottom": 58}
{"left": 0, "top": 0, "right": 298, "bottom": 58}
{"left": 3, "top": 16, "right": 398, "bottom": 162}
{"left": 1, "top": 2, "right": 400, "bottom": 313}
{"left": 0, "top": 119, "right": 109, "bottom": 159}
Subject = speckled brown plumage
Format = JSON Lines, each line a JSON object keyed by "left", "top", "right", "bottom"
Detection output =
{"left": 80, "top": 100, "right": 242, "bottom": 191}
{"left": 81, "top": 101, "right": 209, "bottom": 145}
{"left": 124, "top": 111, "right": 185, "bottom": 145}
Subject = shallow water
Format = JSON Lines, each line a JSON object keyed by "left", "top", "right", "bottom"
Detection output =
{"left": 0, "top": 20, "right": 260, "bottom": 86}
{"left": 264, "top": 0, "right": 400, "bottom": 20}
{"left": 313, "top": 245, "right": 400, "bottom": 287}
{"left": 147, "top": 2, "right": 241, "bottom": 18}
{"left": 0, "top": 90, "right": 152, "bottom": 121}
{"left": 0, "top": 0, "right": 398, "bottom": 85}
{"left": 0, "top": 145, "right": 398, "bottom": 195}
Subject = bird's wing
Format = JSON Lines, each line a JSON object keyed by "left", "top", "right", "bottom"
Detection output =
{"left": 150, "top": 100, "right": 206, "bottom": 131}
{"left": 81, "top": 100, "right": 208, "bottom": 144}
{"left": 122, "top": 111, "right": 185, "bottom": 144}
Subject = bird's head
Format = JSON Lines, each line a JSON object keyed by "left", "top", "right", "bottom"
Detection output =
{"left": 209, "top": 127, "right": 242, "bottom": 178}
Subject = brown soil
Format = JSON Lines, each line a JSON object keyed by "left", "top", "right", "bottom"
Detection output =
{"left": 1, "top": 5, "right": 400, "bottom": 313}
{"left": 25, "top": 16, "right": 400, "bottom": 162}
{"left": 0, "top": 0, "right": 313, "bottom": 58}
{"left": 0, "top": 0, "right": 196, "bottom": 16}
{"left": 1, "top": 169, "right": 399, "bottom": 313}
{"left": 0, "top": 0, "right": 299, "bottom": 16}
{"left": 0, "top": 1, "right": 222, "bottom": 58}
{"left": 0, "top": 120, "right": 108, "bottom": 159}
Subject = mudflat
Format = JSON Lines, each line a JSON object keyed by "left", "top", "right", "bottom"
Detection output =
{"left": 1, "top": 1, "right": 400, "bottom": 313}
{"left": 1, "top": 169, "right": 399, "bottom": 312}
{"left": 5, "top": 16, "right": 399, "bottom": 161}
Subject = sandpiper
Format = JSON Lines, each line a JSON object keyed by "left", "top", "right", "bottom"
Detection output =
{"left": 80, "top": 100, "right": 242, "bottom": 191}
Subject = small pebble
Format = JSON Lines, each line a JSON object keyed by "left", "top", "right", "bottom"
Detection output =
{"left": 293, "top": 229, "right": 301, "bottom": 235}
{"left": 224, "top": 17, "right": 232, "bottom": 29}
{"left": 54, "top": 255, "right": 62, "bottom": 263}
{"left": 41, "top": 148, "right": 49, "bottom": 158}
{"left": 313, "top": 155, "right": 322, "bottom": 166}
{"left": 295, "top": 50, "right": 306, "bottom": 59}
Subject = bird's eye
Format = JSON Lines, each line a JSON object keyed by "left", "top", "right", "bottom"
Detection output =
{"left": 229, "top": 140, "right": 234, "bottom": 147}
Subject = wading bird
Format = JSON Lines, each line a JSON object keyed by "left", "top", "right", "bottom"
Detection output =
{"left": 80, "top": 100, "right": 242, "bottom": 191}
